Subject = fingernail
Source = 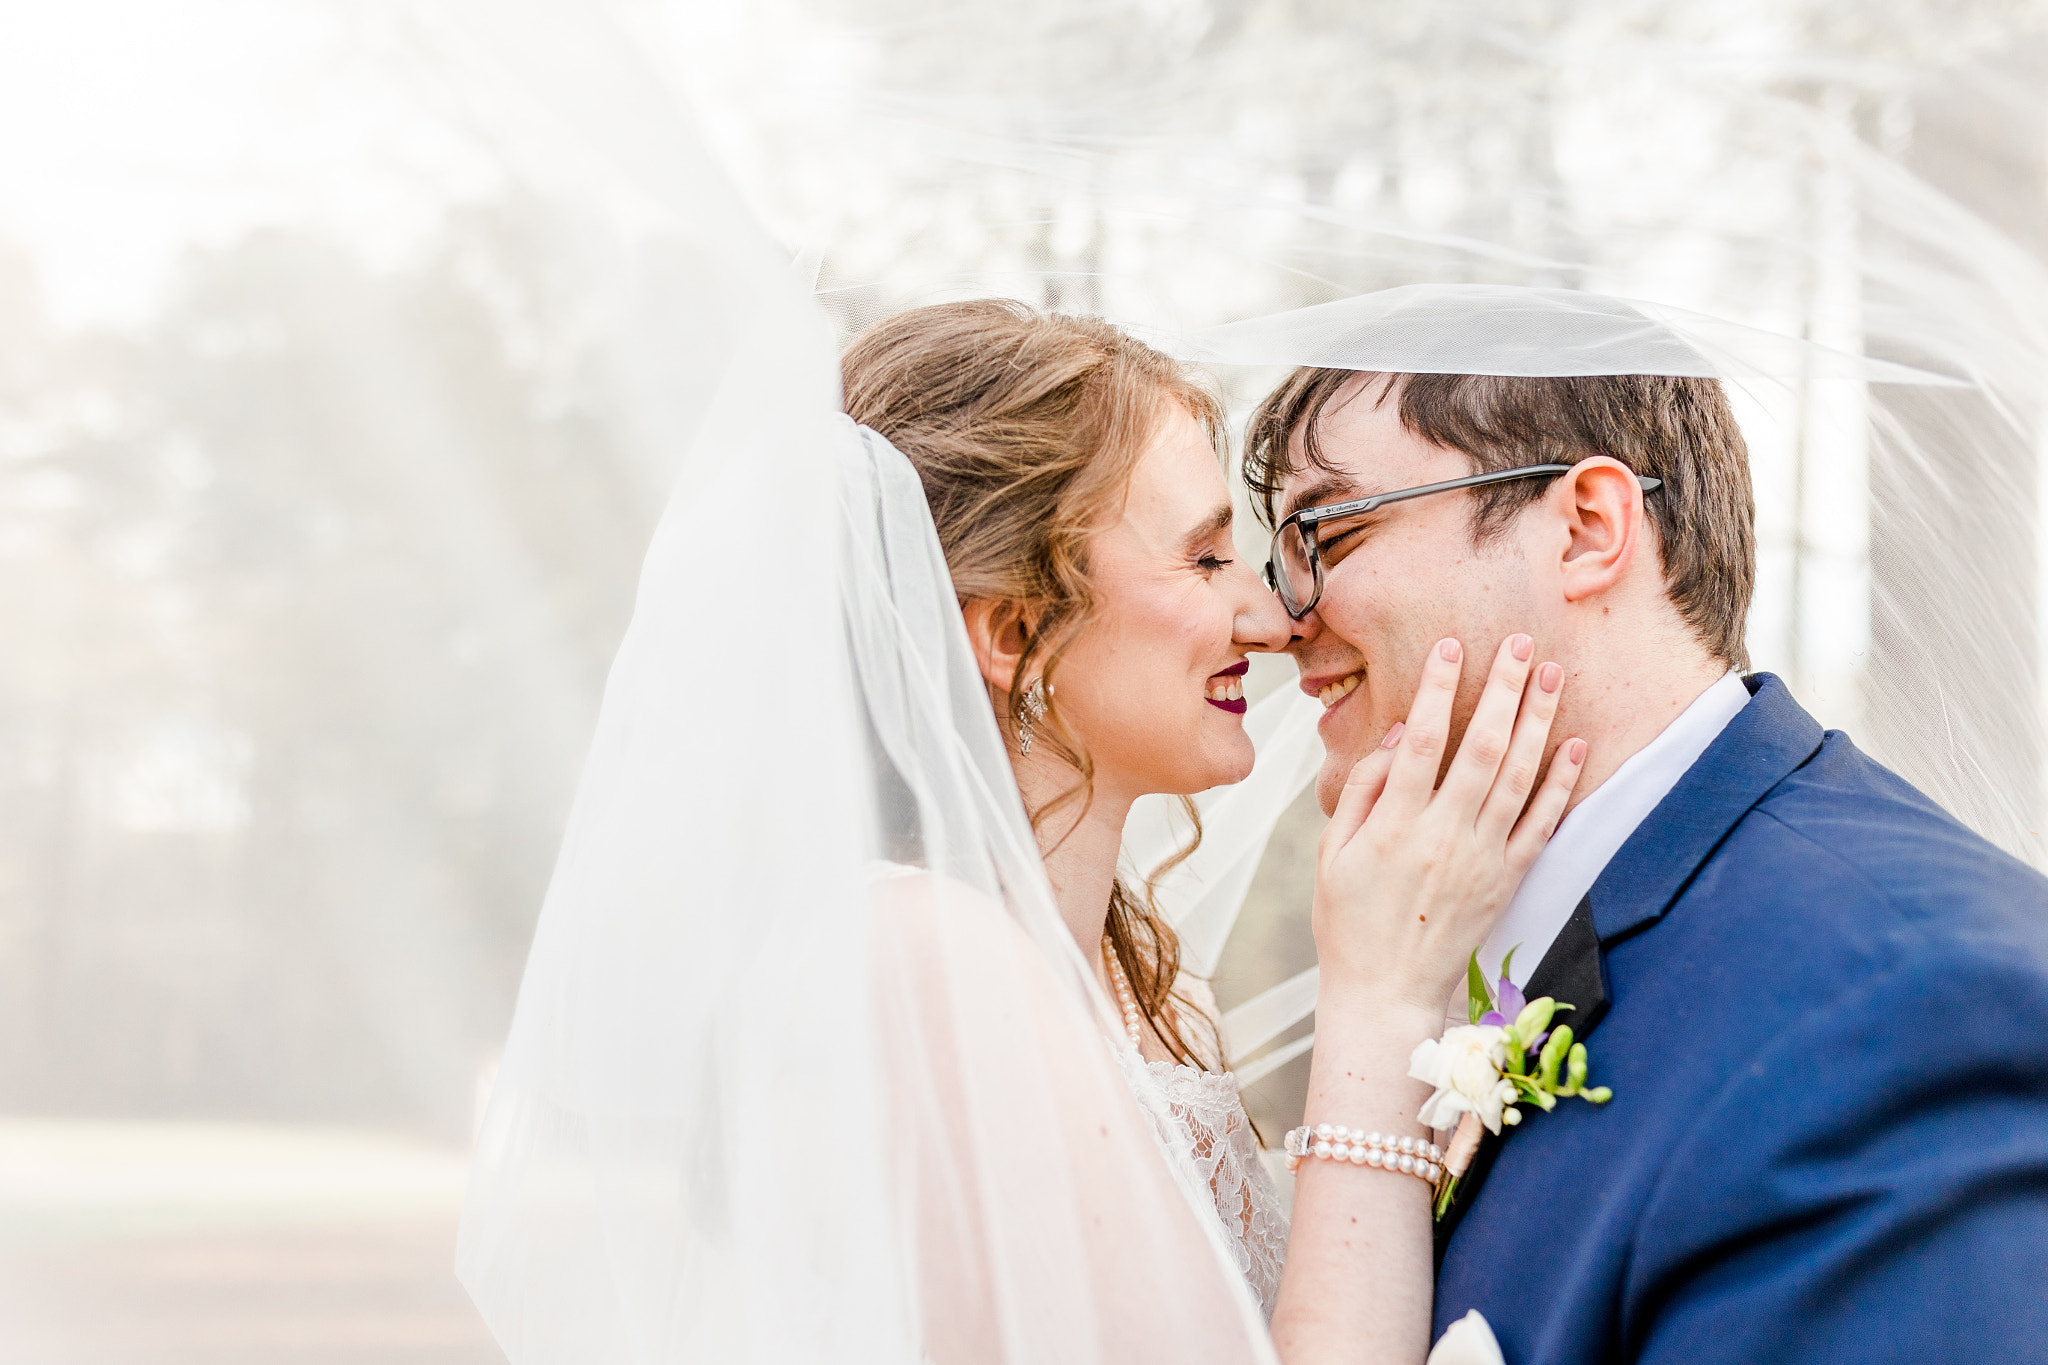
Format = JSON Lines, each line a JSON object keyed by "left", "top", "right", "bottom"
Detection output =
{"left": 1510, "top": 633, "right": 1533, "bottom": 661}
{"left": 1539, "top": 661, "right": 1562, "bottom": 693}
{"left": 1438, "top": 638, "right": 1461, "bottom": 662}
{"left": 1381, "top": 722, "right": 1406, "bottom": 749}
{"left": 1566, "top": 738, "right": 1587, "bottom": 764}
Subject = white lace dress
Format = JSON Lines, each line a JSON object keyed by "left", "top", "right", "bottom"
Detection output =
{"left": 1114, "top": 978, "right": 1290, "bottom": 1317}
{"left": 1141, "top": 1056, "right": 1290, "bottom": 1315}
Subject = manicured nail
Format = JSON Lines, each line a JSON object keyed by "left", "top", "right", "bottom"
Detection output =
{"left": 1566, "top": 738, "right": 1587, "bottom": 764}
{"left": 1438, "top": 638, "right": 1462, "bottom": 662}
{"left": 1510, "top": 633, "right": 1533, "bottom": 662}
{"left": 1381, "top": 722, "right": 1406, "bottom": 749}
{"left": 1539, "top": 661, "right": 1562, "bottom": 693}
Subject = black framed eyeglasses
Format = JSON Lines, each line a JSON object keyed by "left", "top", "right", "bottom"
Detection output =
{"left": 1263, "top": 463, "right": 1662, "bottom": 620}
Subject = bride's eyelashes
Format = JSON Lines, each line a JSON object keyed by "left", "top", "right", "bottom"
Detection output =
{"left": 1198, "top": 553, "right": 1235, "bottom": 573}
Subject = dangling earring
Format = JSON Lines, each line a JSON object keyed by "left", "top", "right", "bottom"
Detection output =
{"left": 1016, "top": 678, "right": 1048, "bottom": 756}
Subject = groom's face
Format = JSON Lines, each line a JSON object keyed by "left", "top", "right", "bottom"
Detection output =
{"left": 1277, "top": 378, "right": 1548, "bottom": 815}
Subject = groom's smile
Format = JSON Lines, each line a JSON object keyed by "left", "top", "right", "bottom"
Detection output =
{"left": 1309, "top": 669, "right": 1363, "bottom": 712}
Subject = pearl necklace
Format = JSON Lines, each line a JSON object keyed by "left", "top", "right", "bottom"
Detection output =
{"left": 1102, "top": 938, "right": 1144, "bottom": 1050}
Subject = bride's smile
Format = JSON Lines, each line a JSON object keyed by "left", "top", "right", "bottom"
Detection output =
{"left": 1205, "top": 660, "right": 1250, "bottom": 713}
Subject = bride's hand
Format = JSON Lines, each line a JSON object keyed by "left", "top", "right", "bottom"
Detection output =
{"left": 1312, "top": 633, "right": 1585, "bottom": 1021}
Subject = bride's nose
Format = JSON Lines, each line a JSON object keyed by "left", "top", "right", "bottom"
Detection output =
{"left": 1232, "top": 558, "right": 1297, "bottom": 653}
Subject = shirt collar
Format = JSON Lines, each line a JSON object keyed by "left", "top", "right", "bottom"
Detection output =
{"left": 1479, "top": 671, "right": 1752, "bottom": 988}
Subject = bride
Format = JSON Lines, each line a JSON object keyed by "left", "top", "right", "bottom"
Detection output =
{"left": 841, "top": 297, "right": 1580, "bottom": 1361}
{"left": 459, "top": 281, "right": 1583, "bottom": 1363}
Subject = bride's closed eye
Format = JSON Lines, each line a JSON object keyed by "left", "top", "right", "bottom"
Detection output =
{"left": 1198, "top": 552, "right": 1235, "bottom": 573}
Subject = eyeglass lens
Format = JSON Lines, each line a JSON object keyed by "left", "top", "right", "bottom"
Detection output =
{"left": 1275, "top": 521, "right": 1318, "bottom": 616}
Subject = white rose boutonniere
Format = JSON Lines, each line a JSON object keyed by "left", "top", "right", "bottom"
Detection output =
{"left": 1411, "top": 948, "right": 1614, "bottom": 1218}
{"left": 1410, "top": 1025, "right": 1519, "bottom": 1133}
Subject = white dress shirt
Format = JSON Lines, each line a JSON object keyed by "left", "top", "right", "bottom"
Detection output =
{"left": 1472, "top": 671, "right": 1752, "bottom": 993}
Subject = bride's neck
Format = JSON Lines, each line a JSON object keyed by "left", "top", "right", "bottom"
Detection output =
{"left": 1018, "top": 765, "right": 1132, "bottom": 954}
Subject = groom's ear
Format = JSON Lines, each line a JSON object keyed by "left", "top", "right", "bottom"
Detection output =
{"left": 960, "top": 598, "right": 1033, "bottom": 697}
{"left": 1555, "top": 456, "right": 1649, "bottom": 602}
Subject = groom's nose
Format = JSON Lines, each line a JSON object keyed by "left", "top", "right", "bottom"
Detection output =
{"left": 1279, "top": 601, "right": 1322, "bottom": 656}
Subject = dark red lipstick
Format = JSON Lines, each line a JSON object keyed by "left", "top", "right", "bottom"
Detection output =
{"left": 1206, "top": 660, "right": 1250, "bottom": 715}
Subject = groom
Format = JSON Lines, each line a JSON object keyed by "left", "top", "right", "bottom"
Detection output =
{"left": 1243, "top": 367, "right": 2048, "bottom": 1362}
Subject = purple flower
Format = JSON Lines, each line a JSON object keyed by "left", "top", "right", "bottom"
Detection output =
{"left": 1495, "top": 973, "right": 1526, "bottom": 1021}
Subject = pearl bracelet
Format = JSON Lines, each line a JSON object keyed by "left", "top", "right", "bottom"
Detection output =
{"left": 1283, "top": 1124, "right": 1445, "bottom": 1186}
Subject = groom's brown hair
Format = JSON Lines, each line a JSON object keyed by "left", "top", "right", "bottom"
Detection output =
{"left": 1242, "top": 370, "right": 1757, "bottom": 667}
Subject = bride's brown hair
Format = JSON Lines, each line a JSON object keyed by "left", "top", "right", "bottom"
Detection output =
{"left": 842, "top": 299, "right": 1223, "bottom": 1069}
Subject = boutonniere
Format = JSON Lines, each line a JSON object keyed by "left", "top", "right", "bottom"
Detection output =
{"left": 1409, "top": 949, "right": 1612, "bottom": 1219}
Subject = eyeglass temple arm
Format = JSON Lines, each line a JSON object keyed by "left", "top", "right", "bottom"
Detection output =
{"left": 1293, "top": 465, "right": 1659, "bottom": 527}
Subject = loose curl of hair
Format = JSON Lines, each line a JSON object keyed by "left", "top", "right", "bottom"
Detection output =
{"left": 842, "top": 299, "right": 1225, "bottom": 1069}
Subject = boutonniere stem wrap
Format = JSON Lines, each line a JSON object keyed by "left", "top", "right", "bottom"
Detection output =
{"left": 1410, "top": 948, "right": 1613, "bottom": 1219}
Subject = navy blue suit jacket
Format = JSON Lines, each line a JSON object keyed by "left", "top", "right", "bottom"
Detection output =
{"left": 1433, "top": 674, "right": 2048, "bottom": 1364}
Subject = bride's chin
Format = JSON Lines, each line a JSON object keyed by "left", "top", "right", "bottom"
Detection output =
{"left": 1199, "top": 737, "right": 1258, "bottom": 789}
{"left": 1133, "top": 743, "right": 1254, "bottom": 799}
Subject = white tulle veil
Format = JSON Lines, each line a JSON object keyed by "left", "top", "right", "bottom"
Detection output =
{"left": 444, "top": 2, "right": 2045, "bottom": 1358}
{"left": 445, "top": 8, "right": 1280, "bottom": 1361}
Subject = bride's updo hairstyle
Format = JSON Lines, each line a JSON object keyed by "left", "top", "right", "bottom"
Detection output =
{"left": 842, "top": 299, "right": 1222, "bottom": 1069}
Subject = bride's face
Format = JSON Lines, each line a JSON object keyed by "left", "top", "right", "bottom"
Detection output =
{"left": 1053, "top": 406, "right": 1293, "bottom": 802}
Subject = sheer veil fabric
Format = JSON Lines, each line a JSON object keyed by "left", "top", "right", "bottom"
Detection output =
{"left": 446, "top": 9, "right": 1278, "bottom": 1361}
{"left": 1185, "top": 284, "right": 1961, "bottom": 385}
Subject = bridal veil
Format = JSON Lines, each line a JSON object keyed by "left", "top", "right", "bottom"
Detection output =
{"left": 445, "top": 7, "right": 1278, "bottom": 1361}
{"left": 445, "top": 2, "right": 2025, "bottom": 1359}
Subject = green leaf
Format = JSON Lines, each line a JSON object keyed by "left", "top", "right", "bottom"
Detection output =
{"left": 1501, "top": 945, "right": 1520, "bottom": 983}
{"left": 1467, "top": 950, "right": 1493, "bottom": 1025}
{"left": 1514, "top": 996, "right": 1557, "bottom": 1039}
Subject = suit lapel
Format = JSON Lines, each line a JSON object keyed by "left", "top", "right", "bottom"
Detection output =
{"left": 1433, "top": 895, "right": 1609, "bottom": 1257}
{"left": 1523, "top": 895, "right": 1610, "bottom": 1037}
{"left": 1583, "top": 674, "right": 1823, "bottom": 944}
{"left": 1433, "top": 675, "right": 1824, "bottom": 1258}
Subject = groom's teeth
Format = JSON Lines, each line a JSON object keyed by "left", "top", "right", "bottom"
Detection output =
{"left": 1318, "top": 673, "right": 1362, "bottom": 709}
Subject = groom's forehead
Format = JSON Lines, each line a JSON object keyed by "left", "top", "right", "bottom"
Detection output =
{"left": 1279, "top": 428, "right": 1462, "bottom": 519}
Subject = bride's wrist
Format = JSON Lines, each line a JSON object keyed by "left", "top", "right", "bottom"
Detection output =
{"left": 1313, "top": 980, "right": 1448, "bottom": 1046}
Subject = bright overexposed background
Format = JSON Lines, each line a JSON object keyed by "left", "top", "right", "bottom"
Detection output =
{"left": 3, "top": 2, "right": 2047, "bottom": 1359}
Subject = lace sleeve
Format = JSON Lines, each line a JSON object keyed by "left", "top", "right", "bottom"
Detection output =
{"left": 1144, "top": 1060, "right": 1291, "bottom": 1317}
